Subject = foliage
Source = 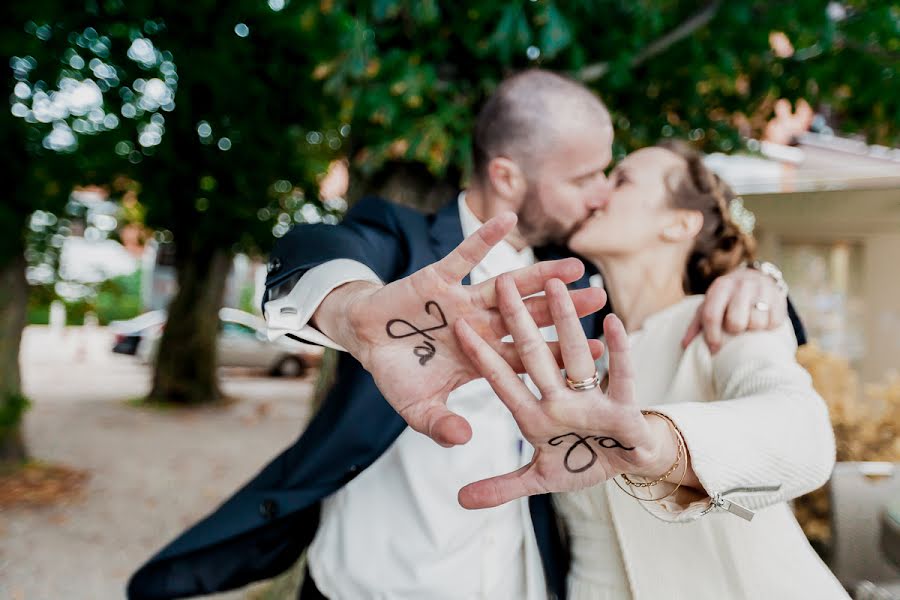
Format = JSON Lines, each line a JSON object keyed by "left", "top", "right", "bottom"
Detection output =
{"left": 8, "top": 1, "right": 899, "bottom": 285}
{"left": 0, "top": 393, "right": 31, "bottom": 436}
{"left": 27, "top": 269, "right": 142, "bottom": 325}
{"left": 9, "top": 2, "right": 348, "bottom": 255}
{"left": 5, "top": 1, "right": 898, "bottom": 408}
{"left": 1, "top": 3, "right": 84, "bottom": 267}
{"left": 310, "top": 0, "right": 898, "bottom": 181}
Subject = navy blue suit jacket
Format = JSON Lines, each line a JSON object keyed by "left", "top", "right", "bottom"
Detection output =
{"left": 127, "top": 196, "right": 805, "bottom": 599}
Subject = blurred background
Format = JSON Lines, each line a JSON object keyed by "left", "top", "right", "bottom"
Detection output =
{"left": 1, "top": 1, "right": 898, "bottom": 598}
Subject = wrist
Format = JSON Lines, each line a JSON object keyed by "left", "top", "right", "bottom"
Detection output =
{"left": 312, "top": 280, "right": 381, "bottom": 359}
{"left": 632, "top": 412, "right": 679, "bottom": 479}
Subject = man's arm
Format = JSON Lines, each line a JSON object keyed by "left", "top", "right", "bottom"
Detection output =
{"left": 263, "top": 196, "right": 412, "bottom": 307}
{"left": 265, "top": 260, "right": 382, "bottom": 351}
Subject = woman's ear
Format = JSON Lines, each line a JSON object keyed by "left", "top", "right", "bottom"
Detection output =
{"left": 487, "top": 157, "right": 527, "bottom": 201}
{"left": 662, "top": 210, "right": 704, "bottom": 242}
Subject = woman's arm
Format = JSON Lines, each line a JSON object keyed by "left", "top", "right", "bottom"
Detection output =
{"left": 640, "top": 322, "right": 836, "bottom": 522}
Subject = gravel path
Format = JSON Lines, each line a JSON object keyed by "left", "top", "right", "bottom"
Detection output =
{"left": 0, "top": 326, "right": 317, "bottom": 600}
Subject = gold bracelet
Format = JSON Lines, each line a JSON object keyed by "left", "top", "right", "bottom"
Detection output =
{"left": 620, "top": 411, "right": 682, "bottom": 487}
{"left": 613, "top": 434, "right": 687, "bottom": 502}
{"left": 613, "top": 410, "right": 688, "bottom": 502}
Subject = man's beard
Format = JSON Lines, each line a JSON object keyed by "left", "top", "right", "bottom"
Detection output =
{"left": 518, "top": 185, "right": 577, "bottom": 247}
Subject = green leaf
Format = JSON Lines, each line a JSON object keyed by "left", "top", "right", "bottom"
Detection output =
{"left": 489, "top": 5, "right": 532, "bottom": 63}
{"left": 539, "top": 3, "right": 573, "bottom": 59}
{"left": 411, "top": 0, "right": 440, "bottom": 26}
{"left": 372, "top": 0, "right": 401, "bottom": 22}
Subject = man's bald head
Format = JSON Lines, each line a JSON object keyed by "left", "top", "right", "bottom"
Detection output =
{"left": 471, "top": 69, "right": 610, "bottom": 187}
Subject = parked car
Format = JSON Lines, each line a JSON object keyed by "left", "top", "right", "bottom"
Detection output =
{"left": 136, "top": 308, "right": 321, "bottom": 377}
{"left": 110, "top": 310, "right": 167, "bottom": 355}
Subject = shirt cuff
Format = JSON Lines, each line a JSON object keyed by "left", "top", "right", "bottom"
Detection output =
{"left": 263, "top": 259, "right": 383, "bottom": 351}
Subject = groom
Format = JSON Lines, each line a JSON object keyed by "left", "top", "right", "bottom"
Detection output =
{"left": 128, "top": 70, "right": 799, "bottom": 600}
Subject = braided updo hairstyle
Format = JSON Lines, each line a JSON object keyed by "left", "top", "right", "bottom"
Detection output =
{"left": 657, "top": 140, "right": 757, "bottom": 294}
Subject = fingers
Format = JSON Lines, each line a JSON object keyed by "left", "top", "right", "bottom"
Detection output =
{"left": 495, "top": 274, "right": 565, "bottom": 393}
{"left": 454, "top": 319, "right": 542, "bottom": 424}
{"left": 475, "top": 258, "right": 585, "bottom": 307}
{"left": 458, "top": 463, "right": 540, "bottom": 509}
{"left": 768, "top": 287, "right": 789, "bottom": 329}
{"left": 751, "top": 277, "right": 788, "bottom": 331}
{"left": 399, "top": 401, "right": 473, "bottom": 448}
{"left": 723, "top": 279, "right": 757, "bottom": 334}
{"left": 436, "top": 212, "right": 518, "bottom": 283}
{"left": 546, "top": 279, "right": 596, "bottom": 382}
{"left": 603, "top": 314, "right": 635, "bottom": 406}
{"left": 485, "top": 287, "right": 607, "bottom": 338}
{"left": 498, "top": 339, "right": 605, "bottom": 374}
{"left": 724, "top": 272, "right": 790, "bottom": 334}
{"left": 747, "top": 297, "right": 770, "bottom": 331}
{"left": 698, "top": 276, "right": 735, "bottom": 353}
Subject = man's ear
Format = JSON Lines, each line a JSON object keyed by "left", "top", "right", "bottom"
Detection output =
{"left": 487, "top": 157, "right": 527, "bottom": 201}
{"left": 662, "top": 209, "right": 704, "bottom": 242}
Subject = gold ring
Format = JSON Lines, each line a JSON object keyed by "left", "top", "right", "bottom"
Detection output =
{"left": 565, "top": 370, "right": 601, "bottom": 391}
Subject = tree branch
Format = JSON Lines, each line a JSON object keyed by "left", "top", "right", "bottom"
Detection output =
{"left": 576, "top": 1, "right": 722, "bottom": 83}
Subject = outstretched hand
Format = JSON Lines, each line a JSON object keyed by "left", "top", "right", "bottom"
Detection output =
{"left": 337, "top": 213, "right": 608, "bottom": 447}
{"left": 454, "top": 275, "right": 668, "bottom": 509}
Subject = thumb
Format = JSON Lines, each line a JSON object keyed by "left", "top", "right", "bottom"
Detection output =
{"left": 458, "top": 463, "right": 537, "bottom": 509}
{"left": 401, "top": 398, "right": 473, "bottom": 448}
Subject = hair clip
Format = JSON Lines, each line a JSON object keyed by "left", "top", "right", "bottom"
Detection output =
{"left": 729, "top": 197, "right": 756, "bottom": 235}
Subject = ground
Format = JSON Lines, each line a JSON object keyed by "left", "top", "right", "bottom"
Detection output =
{"left": 0, "top": 326, "right": 316, "bottom": 600}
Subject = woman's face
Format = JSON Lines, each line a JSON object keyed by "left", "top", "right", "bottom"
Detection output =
{"left": 568, "top": 147, "right": 688, "bottom": 260}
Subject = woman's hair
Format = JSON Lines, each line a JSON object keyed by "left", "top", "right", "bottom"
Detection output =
{"left": 656, "top": 140, "right": 757, "bottom": 293}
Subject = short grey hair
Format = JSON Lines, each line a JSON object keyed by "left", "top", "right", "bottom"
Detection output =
{"left": 471, "top": 69, "right": 610, "bottom": 185}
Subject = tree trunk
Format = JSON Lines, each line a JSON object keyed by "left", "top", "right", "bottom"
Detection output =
{"left": 0, "top": 254, "right": 29, "bottom": 466}
{"left": 148, "top": 247, "right": 231, "bottom": 404}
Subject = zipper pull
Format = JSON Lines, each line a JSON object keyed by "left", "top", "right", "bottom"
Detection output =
{"left": 712, "top": 493, "right": 755, "bottom": 522}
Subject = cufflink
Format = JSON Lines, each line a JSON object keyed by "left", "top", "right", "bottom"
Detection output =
{"left": 267, "top": 257, "right": 282, "bottom": 274}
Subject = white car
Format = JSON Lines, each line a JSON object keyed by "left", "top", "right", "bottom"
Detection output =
{"left": 137, "top": 307, "right": 321, "bottom": 377}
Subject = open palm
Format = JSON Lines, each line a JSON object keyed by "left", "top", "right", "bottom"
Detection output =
{"left": 343, "top": 213, "right": 607, "bottom": 447}
{"left": 454, "top": 275, "right": 661, "bottom": 509}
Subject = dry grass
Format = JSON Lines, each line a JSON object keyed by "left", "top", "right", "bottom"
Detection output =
{"left": 794, "top": 343, "right": 900, "bottom": 551}
{"left": 0, "top": 461, "right": 89, "bottom": 508}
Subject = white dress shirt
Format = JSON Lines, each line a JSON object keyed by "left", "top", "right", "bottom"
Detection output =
{"left": 266, "top": 194, "right": 548, "bottom": 599}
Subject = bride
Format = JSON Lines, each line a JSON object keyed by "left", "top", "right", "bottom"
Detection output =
{"left": 454, "top": 141, "right": 849, "bottom": 599}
